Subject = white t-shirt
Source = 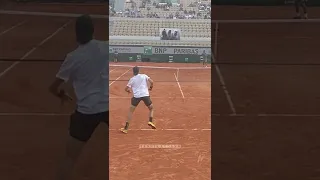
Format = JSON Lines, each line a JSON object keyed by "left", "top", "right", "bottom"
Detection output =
{"left": 127, "top": 74, "right": 150, "bottom": 98}
{"left": 56, "top": 39, "right": 108, "bottom": 114}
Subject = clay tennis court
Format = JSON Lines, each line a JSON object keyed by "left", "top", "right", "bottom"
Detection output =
{"left": 212, "top": 6, "right": 320, "bottom": 180}
{"left": 109, "top": 62, "right": 211, "bottom": 180}
{"left": 0, "top": 4, "right": 108, "bottom": 180}
{"left": 0, "top": 3, "right": 211, "bottom": 180}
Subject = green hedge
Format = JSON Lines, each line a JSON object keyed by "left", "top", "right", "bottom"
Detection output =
{"left": 109, "top": 45, "right": 212, "bottom": 63}
{"left": 109, "top": 54, "right": 212, "bottom": 63}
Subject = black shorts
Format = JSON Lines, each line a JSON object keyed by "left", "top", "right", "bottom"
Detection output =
{"left": 131, "top": 96, "right": 152, "bottom": 107}
{"left": 69, "top": 111, "right": 109, "bottom": 142}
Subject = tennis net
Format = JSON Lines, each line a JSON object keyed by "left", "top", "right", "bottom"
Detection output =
{"left": 109, "top": 64, "right": 211, "bottom": 83}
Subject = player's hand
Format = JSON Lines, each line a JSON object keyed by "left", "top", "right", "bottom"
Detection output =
{"left": 149, "top": 86, "right": 153, "bottom": 91}
{"left": 59, "top": 90, "right": 73, "bottom": 104}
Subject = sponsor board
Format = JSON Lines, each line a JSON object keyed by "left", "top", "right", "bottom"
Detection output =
{"left": 153, "top": 47, "right": 211, "bottom": 55}
{"left": 109, "top": 46, "right": 143, "bottom": 53}
{"left": 109, "top": 46, "right": 211, "bottom": 55}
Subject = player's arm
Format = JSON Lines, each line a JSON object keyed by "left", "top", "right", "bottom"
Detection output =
{"left": 49, "top": 78, "right": 72, "bottom": 100}
{"left": 125, "top": 86, "right": 131, "bottom": 93}
{"left": 49, "top": 78, "right": 64, "bottom": 97}
{"left": 49, "top": 55, "right": 73, "bottom": 101}
{"left": 148, "top": 77, "right": 154, "bottom": 90}
{"left": 125, "top": 78, "right": 133, "bottom": 93}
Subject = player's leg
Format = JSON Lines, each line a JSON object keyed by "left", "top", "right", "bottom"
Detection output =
{"left": 294, "top": 0, "right": 301, "bottom": 18}
{"left": 120, "top": 97, "right": 141, "bottom": 133}
{"left": 120, "top": 106, "right": 136, "bottom": 133}
{"left": 147, "top": 104, "right": 156, "bottom": 129}
{"left": 55, "top": 136, "right": 85, "bottom": 180}
{"left": 55, "top": 111, "right": 101, "bottom": 180}
{"left": 302, "top": 0, "right": 308, "bottom": 19}
{"left": 101, "top": 111, "right": 109, "bottom": 126}
{"left": 142, "top": 96, "right": 156, "bottom": 129}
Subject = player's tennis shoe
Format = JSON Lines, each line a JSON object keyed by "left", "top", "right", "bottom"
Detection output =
{"left": 148, "top": 122, "right": 156, "bottom": 129}
{"left": 120, "top": 128, "right": 128, "bottom": 134}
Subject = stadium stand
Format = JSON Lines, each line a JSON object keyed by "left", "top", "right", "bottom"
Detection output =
{"left": 110, "top": 18, "right": 210, "bottom": 37}
{"left": 110, "top": 0, "right": 211, "bottom": 19}
{"left": 110, "top": 0, "right": 211, "bottom": 47}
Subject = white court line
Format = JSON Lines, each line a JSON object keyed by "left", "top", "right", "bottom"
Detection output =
{"left": 0, "top": 20, "right": 27, "bottom": 37}
{"left": 110, "top": 64, "right": 211, "bottom": 70}
{"left": 0, "top": 10, "right": 108, "bottom": 19}
{"left": 174, "top": 73, "right": 185, "bottom": 99}
{"left": 1, "top": 112, "right": 320, "bottom": 118}
{"left": 109, "top": 129, "right": 211, "bottom": 131}
{"left": 213, "top": 22, "right": 236, "bottom": 115}
{"left": 109, "top": 68, "right": 131, "bottom": 86}
{"left": 0, "top": 20, "right": 73, "bottom": 78}
{"left": 211, "top": 114, "right": 320, "bottom": 117}
{"left": 176, "top": 68, "right": 179, "bottom": 79}
{"left": 0, "top": 113, "right": 71, "bottom": 116}
{"left": 109, "top": 68, "right": 118, "bottom": 73}
{"left": 109, "top": 96, "right": 210, "bottom": 99}
{"left": 284, "top": 36, "right": 313, "bottom": 39}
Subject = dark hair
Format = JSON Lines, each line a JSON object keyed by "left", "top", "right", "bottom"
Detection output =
{"left": 75, "top": 14, "right": 94, "bottom": 44}
{"left": 133, "top": 66, "right": 139, "bottom": 75}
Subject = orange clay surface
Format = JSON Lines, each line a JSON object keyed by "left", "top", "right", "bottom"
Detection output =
{"left": 0, "top": 5, "right": 108, "bottom": 180}
{"left": 212, "top": 5, "right": 320, "bottom": 180}
{"left": 109, "top": 62, "right": 211, "bottom": 180}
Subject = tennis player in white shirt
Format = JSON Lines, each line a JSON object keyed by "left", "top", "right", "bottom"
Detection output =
{"left": 120, "top": 66, "right": 156, "bottom": 134}
{"left": 49, "top": 15, "right": 108, "bottom": 180}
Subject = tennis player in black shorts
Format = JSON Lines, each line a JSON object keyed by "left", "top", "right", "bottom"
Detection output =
{"left": 114, "top": 50, "right": 119, "bottom": 62}
{"left": 120, "top": 66, "right": 156, "bottom": 134}
{"left": 294, "top": 0, "right": 308, "bottom": 19}
{"left": 49, "top": 15, "right": 108, "bottom": 180}
{"left": 202, "top": 50, "right": 208, "bottom": 67}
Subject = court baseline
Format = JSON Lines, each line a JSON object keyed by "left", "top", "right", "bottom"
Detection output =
{"left": 0, "top": 112, "right": 319, "bottom": 117}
